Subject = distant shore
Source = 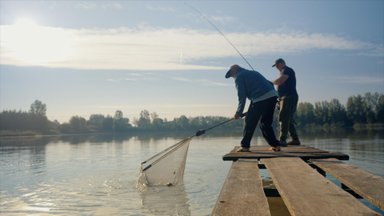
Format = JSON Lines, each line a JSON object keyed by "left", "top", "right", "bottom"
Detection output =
{"left": 1, "top": 123, "right": 383, "bottom": 138}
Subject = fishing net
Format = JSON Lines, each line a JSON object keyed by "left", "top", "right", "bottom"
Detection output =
{"left": 137, "top": 137, "right": 192, "bottom": 189}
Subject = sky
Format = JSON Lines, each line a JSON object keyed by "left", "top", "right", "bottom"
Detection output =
{"left": 0, "top": 0, "right": 383, "bottom": 123}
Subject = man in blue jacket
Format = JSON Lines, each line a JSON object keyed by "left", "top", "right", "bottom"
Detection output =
{"left": 226, "top": 64, "right": 281, "bottom": 152}
{"left": 272, "top": 58, "right": 300, "bottom": 146}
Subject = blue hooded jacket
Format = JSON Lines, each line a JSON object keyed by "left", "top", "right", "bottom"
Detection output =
{"left": 235, "top": 68, "right": 277, "bottom": 115}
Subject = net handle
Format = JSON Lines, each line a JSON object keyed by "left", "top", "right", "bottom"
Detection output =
{"left": 195, "top": 113, "right": 246, "bottom": 136}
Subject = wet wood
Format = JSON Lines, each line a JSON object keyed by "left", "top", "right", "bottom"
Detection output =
{"left": 223, "top": 146, "right": 349, "bottom": 161}
{"left": 212, "top": 159, "right": 271, "bottom": 216}
{"left": 262, "top": 157, "right": 379, "bottom": 216}
{"left": 312, "top": 158, "right": 384, "bottom": 211}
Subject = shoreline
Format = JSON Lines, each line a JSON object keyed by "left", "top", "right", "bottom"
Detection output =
{"left": 1, "top": 123, "right": 383, "bottom": 139}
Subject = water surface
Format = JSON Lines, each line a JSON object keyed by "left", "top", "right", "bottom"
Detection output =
{"left": 1, "top": 132, "right": 383, "bottom": 215}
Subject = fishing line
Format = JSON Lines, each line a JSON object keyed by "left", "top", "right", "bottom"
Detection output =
{"left": 185, "top": 3, "right": 255, "bottom": 71}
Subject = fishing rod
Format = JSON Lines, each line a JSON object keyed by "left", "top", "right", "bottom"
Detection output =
{"left": 185, "top": 3, "right": 255, "bottom": 71}
{"left": 141, "top": 113, "right": 246, "bottom": 171}
{"left": 195, "top": 112, "right": 247, "bottom": 137}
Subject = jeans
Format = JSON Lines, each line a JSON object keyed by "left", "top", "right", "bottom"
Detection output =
{"left": 278, "top": 94, "right": 299, "bottom": 142}
{"left": 241, "top": 96, "right": 280, "bottom": 148}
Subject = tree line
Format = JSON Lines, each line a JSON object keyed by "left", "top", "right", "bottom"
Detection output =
{"left": 0, "top": 92, "right": 383, "bottom": 136}
{"left": 296, "top": 92, "right": 384, "bottom": 130}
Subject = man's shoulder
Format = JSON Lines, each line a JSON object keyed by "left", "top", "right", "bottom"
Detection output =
{"left": 284, "top": 66, "right": 295, "bottom": 75}
{"left": 241, "top": 68, "right": 262, "bottom": 76}
{"left": 237, "top": 68, "right": 250, "bottom": 77}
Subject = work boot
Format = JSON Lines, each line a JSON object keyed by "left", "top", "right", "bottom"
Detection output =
{"left": 270, "top": 146, "right": 281, "bottom": 152}
{"left": 288, "top": 140, "right": 301, "bottom": 145}
{"left": 279, "top": 140, "right": 288, "bottom": 147}
{"left": 237, "top": 147, "right": 250, "bottom": 152}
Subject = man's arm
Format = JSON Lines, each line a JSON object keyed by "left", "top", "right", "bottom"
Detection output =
{"left": 272, "top": 74, "right": 289, "bottom": 86}
{"left": 235, "top": 78, "right": 246, "bottom": 117}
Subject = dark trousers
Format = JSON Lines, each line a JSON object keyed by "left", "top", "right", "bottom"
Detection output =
{"left": 241, "top": 96, "right": 279, "bottom": 148}
{"left": 278, "top": 94, "right": 299, "bottom": 142}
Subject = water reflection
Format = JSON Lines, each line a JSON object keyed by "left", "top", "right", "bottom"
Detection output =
{"left": 302, "top": 133, "right": 384, "bottom": 176}
{"left": 140, "top": 185, "right": 191, "bottom": 216}
{"left": 0, "top": 130, "right": 383, "bottom": 215}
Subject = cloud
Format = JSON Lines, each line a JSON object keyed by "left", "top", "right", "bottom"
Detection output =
{"left": 209, "top": 15, "right": 235, "bottom": 24}
{"left": 359, "top": 44, "right": 384, "bottom": 57}
{"left": 75, "top": 1, "right": 123, "bottom": 10}
{"left": 0, "top": 24, "right": 379, "bottom": 70}
{"left": 146, "top": 5, "right": 175, "bottom": 12}
{"left": 336, "top": 75, "right": 384, "bottom": 84}
{"left": 172, "top": 77, "right": 231, "bottom": 87}
{"left": 106, "top": 72, "right": 158, "bottom": 82}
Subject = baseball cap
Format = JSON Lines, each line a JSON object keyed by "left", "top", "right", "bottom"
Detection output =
{"left": 272, "top": 58, "right": 285, "bottom": 67}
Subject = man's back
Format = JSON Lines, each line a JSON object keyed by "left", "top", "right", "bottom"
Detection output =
{"left": 235, "top": 68, "right": 274, "bottom": 101}
{"left": 277, "top": 66, "right": 297, "bottom": 97}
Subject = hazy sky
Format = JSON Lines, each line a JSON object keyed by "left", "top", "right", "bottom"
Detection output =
{"left": 1, "top": 0, "right": 383, "bottom": 122}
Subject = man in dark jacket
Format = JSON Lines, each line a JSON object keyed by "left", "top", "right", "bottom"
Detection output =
{"left": 272, "top": 58, "right": 301, "bottom": 146}
{"left": 226, "top": 64, "right": 281, "bottom": 152}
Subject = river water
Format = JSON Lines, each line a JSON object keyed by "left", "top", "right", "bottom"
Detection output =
{"left": 1, "top": 131, "right": 383, "bottom": 215}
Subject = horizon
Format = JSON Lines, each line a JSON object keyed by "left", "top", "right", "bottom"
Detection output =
{"left": 1, "top": 91, "right": 380, "bottom": 124}
{"left": 1, "top": 0, "right": 383, "bottom": 123}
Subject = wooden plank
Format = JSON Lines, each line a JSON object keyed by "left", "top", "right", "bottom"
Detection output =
{"left": 262, "top": 157, "right": 379, "bottom": 216}
{"left": 312, "top": 158, "right": 384, "bottom": 211}
{"left": 223, "top": 146, "right": 349, "bottom": 161}
{"left": 212, "top": 159, "right": 271, "bottom": 216}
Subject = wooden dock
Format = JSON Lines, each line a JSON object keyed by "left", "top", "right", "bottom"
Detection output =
{"left": 212, "top": 146, "right": 383, "bottom": 216}
{"left": 222, "top": 146, "right": 349, "bottom": 161}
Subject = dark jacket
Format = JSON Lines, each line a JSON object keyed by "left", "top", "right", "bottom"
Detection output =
{"left": 235, "top": 68, "right": 276, "bottom": 114}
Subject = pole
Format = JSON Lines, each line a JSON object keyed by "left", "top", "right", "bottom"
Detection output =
{"left": 186, "top": 3, "right": 255, "bottom": 71}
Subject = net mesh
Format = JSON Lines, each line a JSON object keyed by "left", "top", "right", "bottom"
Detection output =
{"left": 137, "top": 138, "right": 192, "bottom": 189}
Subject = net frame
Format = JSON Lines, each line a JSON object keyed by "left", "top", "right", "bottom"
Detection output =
{"left": 138, "top": 137, "right": 192, "bottom": 188}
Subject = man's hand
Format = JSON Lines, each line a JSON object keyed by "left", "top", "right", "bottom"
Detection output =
{"left": 234, "top": 113, "right": 241, "bottom": 119}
